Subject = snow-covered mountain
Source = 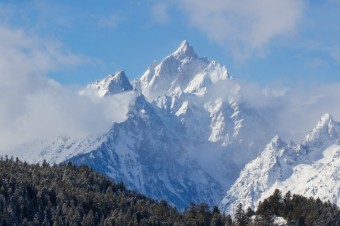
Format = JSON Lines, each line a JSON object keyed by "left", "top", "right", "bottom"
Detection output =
{"left": 68, "top": 94, "right": 224, "bottom": 209}
{"left": 13, "top": 40, "right": 275, "bottom": 209}
{"left": 220, "top": 113, "right": 340, "bottom": 214}
{"left": 137, "top": 41, "right": 275, "bottom": 187}
{"left": 11, "top": 40, "right": 340, "bottom": 212}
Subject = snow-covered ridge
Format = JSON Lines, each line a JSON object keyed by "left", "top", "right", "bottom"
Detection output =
{"left": 262, "top": 144, "right": 340, "bottom": 207}
{"left": 219, "top": 135, "right": 298, "bottom": 214}
{"left": 220, "top": 113, "right": 340, "bottom": 214}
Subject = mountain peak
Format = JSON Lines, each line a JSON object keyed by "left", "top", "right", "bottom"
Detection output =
{"left": 262, "top": 135, "right": 287, "bottom": 155}
{"left": 319, "top": 113, "right": 334, "bottom": 126}
{"left": 271, "top": 135, "right": 285, "bottom": 146}
{"left": 139, "top": 40, "right": 211, "bottom": 100}
{"left": 311, "top": 113, "right": 336, "bottom": 135}
{"left": 302, "top": 113, "right": 340, "bottom": 157}
{"left": 172, "top": 40, "right": 197, "bottom": 59}
{"left": 80, "top": 71, "right": 133, "bottom": 97}
{"left": 101, "top": 71, "right": 133, "bottom": 96}
{"left": 112, "top": 70, "right": 126, "bottom": 79}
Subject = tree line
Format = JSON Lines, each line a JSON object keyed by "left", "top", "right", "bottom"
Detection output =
{"left": 234, "top": 189, "right": 340, "bottom": 225}
{"left": 0, "top": 157, "right": 339, "bottom": 225}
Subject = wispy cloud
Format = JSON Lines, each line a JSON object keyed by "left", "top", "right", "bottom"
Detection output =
{"left": 262, "top": 84, "right": 340, "bottom": 141}
{"left": 205, "top": 78, "right": 340, "bottom": 142}
{"left": 175, "top": 0, "right": 306, "bottom": 59}
{"left": 151, "top": 2, "right": 170, "bottom": 24}
{"left": 0, "top": 24, "right": 133, "bottom": 152}
{"left": 0, "top": 25, "right": 88, "bottom": 78}
{"left": 293, "top": 1, "right": 340, "bottom": 66}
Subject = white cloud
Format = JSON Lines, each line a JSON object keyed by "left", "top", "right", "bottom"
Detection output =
{"left": 151, "top": 2, "right": 170, "bottom": 24}
{"left": 0, "top": 26, "right": 88, "bottom": 77}
{"left": 263, "top": 84, "right": 340, "bottom": 141}
{"left": 0, "top": 25, "right": 133, "bottom": 153}
{"left": 176, "top": 0, "right": 305, "bottom": 58}
{"left": 206, "top": 78, "right": 340, "bottom": 142}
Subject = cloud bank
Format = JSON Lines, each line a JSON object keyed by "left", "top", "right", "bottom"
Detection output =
{"left": 206, "top": 78, "right": 340, "bottom": 142}
{"left": 175, "top": 0, "right": 305, "bottom": 58}
{"left": 0, "top": 25, "right": 134, "bottom": 153}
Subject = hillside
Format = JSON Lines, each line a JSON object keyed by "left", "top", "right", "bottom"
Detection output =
{"left": 0, "top": 157, "right": 339, "bottom": 225}
{"left": 0, "top": 157, "right": 231, "bottom": 226}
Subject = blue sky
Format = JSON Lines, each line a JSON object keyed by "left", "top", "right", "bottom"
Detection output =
{"left": 1, "top": 0, "right": 340, "bottom": 86}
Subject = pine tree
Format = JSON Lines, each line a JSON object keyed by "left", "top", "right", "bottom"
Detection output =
{"left": 267, "top": 189, "right": 283, "bottom": 215}
{"left": 235, "top": 203, "right": 249, "bottom": 226}
{"left": 256, "top": 200, "right": 274, "bottom": 226}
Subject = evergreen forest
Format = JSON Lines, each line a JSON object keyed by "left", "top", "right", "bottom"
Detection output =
{"left": 0, "top": 157, "right": 339, "bottom": 225}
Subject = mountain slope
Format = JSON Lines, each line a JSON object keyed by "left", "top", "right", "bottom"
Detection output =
{"left": 0, "top": 158, "right": 234, "bottom": 226}
{"left": 262, "top": 144, "right": 340, "bottom": 207}
{"left": 220, "top": 113, "right": 340, "bottom": 214}
{"left": 67, "top": 95, "right": 224, "bottom": 209}
{"left": 219, "top": 136, "right": 299, "bottom": 214}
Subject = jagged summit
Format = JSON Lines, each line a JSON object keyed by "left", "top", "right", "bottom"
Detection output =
{"left": 316, "top": 113, "right": 335, "bottom": 128}
{"left": 112, "top": 71, "right": 127, "bottom": 79}
{"left": 139, "top": 40, "right": 230, "bottom": 100}
{"left": 270, "top": 135, "right": 285, "bottom": 147}
{"left": 304, "top": 113, "right": 339, "bottom": 145}
{"left": 80, "top": 71, "right": 133, "bottom": 97}
{"left": 257, "top": 135, "right": 289, "bottom": 155}
{"left": 299, "top": 113, "right": 340, "bottom": 160}
{"left": 172, "top": 40, "right": 197, "bottom": 60}
{"left": 105, "top": 71, "right": 133, "bottom": 93}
